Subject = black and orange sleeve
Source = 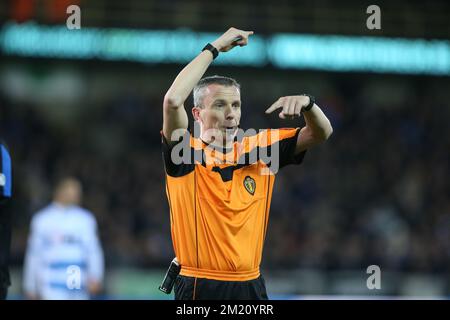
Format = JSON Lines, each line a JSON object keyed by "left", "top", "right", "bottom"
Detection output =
{"left": 277, "top": 128, "right": 307, "bottom": 169}
{"left": 161, "top": 131, "right": 195, "bottom": 177}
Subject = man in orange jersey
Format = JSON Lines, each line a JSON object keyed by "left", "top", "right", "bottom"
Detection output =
{"left": 161, "top": 27, "right": 333, "bottom": 300}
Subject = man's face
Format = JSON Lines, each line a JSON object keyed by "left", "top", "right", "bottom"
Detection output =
{"left": 193, "top": 84, "right": 241, "bottom": 145}
{"left": 56, "top": 179, "right": 82, "bottom": 205}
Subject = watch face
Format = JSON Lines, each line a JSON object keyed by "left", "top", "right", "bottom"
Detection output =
{"left": 203, "top": 44, "right": 218, "bottom": 59}
{"left": 300, "top": 94, "right": 314, "bottom": 112}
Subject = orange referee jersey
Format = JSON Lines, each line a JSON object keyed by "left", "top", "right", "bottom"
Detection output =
{"left": 162, "top": 128, "right": 306, "bottom": 281}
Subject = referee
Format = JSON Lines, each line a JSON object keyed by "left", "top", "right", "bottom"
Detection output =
{"left": 0, "top": 141, "right": 12, "bottom": 300}
{"left": 162, "top": 27, "right": 333, "bottom": 300}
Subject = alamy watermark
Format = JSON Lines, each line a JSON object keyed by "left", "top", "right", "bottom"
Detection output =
{"left": 66, "top": 5, "right": 81, "bottom": 29}
{"left": 169, "top": 122, "right": 281, "bottom": 175}
{"left": 366, "top": 265, "right": 381, "bottom": 290}
{"left": 66, "top": 265, "right": 81, "bottom": 290}
{"left": 366, "top": 5, "right": 381, "bottom": 30}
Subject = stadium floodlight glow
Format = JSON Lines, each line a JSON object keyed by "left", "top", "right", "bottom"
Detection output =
{"left": 0, "top": 21, "right": 449, "bottom": 75}
{"left": 268, "top": 34, "right": 450, "bottom": 75}
{"left": 0, "top": 22, "right": 267, "bottom": 67}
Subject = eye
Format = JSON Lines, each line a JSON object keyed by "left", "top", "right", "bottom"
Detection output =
{"left": 232, "top": 103, "right": 240, "bottom": 108}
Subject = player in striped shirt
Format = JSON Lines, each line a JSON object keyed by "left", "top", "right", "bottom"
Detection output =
{"left": 23, "top": 177, "right": 104, "bottom": 300}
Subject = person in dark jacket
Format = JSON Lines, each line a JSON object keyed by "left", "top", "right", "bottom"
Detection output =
{"left": 0, "top": 141, "right": 13, "bottom": 300}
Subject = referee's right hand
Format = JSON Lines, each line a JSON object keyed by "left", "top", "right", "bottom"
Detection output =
{"left": 211, "top": 27, "right": 254, "bottom": 53}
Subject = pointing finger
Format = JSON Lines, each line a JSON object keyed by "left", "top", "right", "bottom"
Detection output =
{"left": 265, "top": 100, "right": 283, "bottom": 114}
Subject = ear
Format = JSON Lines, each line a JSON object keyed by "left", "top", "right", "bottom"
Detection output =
{"left": 192, "top": 106, "right": 202, "bottom": 122}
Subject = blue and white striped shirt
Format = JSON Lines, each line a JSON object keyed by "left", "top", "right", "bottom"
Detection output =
{"left": 23, "top": 203, "right": 104, "bottom": 300}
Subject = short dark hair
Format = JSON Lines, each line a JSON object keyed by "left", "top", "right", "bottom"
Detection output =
{"left": 193, "top": 75, "right": 240, "bottom": 108}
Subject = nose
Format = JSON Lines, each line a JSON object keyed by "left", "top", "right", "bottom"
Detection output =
{"left": 225, "top": 105, "right": 236, "bottom": 121}
{"left": 226, "top": 113, "right": 235, "bottom": 121}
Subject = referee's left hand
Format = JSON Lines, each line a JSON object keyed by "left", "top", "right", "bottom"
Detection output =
{"left": 265, "top": 95, "right": 311, "bottom": 119}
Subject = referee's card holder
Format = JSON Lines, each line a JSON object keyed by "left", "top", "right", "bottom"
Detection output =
{"left": 158, "top": 258, "right": 181, "bottom": 294}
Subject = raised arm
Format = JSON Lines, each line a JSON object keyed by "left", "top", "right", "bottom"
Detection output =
{"left": 265, "top": 95, "right": 333, "bottom": 152}
{"left": 297, "top": 101, "right": 333, "bottom": 152}
{"left": 162, "top": 27, "right": 254, "bottom": 143}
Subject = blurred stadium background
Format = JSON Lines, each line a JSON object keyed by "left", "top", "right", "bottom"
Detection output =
{"left": 1, "top": 0, "right": 449, "bottom": 299}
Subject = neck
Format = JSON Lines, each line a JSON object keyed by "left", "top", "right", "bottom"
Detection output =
{"left": 54, "top": 199, "right": 76, "bottom": 207}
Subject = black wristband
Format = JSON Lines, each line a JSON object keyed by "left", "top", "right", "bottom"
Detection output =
{"left": 301, "top": 94, "right": 315, "bottom": 112}
{"left": 202, "top": 43, "right": 219, "bottom": 60}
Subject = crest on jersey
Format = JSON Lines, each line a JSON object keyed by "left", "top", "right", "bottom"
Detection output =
{"left": 243, "top": 176, "right": 256, "bottom": 195}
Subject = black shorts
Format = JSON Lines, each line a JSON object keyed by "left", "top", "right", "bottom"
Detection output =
{"left": 174, "top": 275, "right": 269, "bottom": 300}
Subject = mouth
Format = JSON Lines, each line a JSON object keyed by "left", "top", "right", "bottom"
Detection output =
{"left": 223, "top": 124, "right": 238, "bottom": 130}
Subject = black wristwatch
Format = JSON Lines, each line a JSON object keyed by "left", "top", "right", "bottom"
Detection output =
{"left": 301, "top": 94, "right": 315, "bottom": 112}
{"left": 202, "top": 43, "right": 219, "bottom": 60}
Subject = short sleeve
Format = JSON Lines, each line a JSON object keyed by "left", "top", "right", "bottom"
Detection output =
{"left": 278, "top": 128, "right": 307, "bottom": 169}
{"left": 161, "top": 130, "right": 195, "bottom": 177}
